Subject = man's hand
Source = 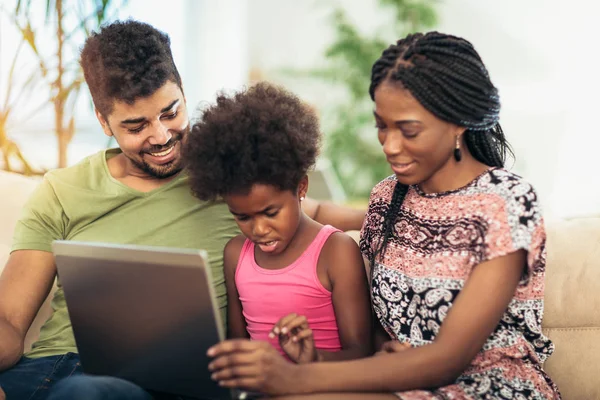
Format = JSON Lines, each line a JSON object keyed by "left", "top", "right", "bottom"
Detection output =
{"left": 269, "top": 313, "right": 317, "bottom": 364}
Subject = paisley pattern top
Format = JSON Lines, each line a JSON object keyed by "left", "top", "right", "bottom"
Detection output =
{"left": 360, "top": 168, "right": 561, "bottom": 399}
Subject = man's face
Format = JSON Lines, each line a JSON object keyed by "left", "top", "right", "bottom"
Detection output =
{"left": 97, "top": 81, "right": 189, "bottom": 179}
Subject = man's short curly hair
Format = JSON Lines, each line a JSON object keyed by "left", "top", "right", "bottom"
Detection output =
{"left": 183, "top": 82, "right": 321, "bottom": 201}
{"left": 80, "top": 20, "right": 183, "bottom": 117}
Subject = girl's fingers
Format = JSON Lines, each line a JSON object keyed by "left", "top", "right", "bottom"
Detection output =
{"left": 292, "top": 328, "right": 313, "bottom": 342}
{"left": 280, "top": 315, "right": 308, "bottom": 335}
{"left": 270, "top": 313, "right": 298, "bottom": 337}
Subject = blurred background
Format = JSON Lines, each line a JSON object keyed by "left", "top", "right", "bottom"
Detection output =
{"left": 0, "top": 0, "right": 599, "bottom": 218}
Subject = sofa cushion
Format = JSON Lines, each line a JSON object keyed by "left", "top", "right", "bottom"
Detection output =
{"left": 543, "top": 327, "right": 600, "bottom": 400}
{"left": 0, "top": 171, "right": 40, "bottom": 247}
{"left": 543, "top": 217, "right": 600, "bottom": 400}
{"left": 0, "top": 171, "right": 55, "bottom": 352}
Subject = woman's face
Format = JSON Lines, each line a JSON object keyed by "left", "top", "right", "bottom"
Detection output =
{"left": 373, "top": 81, "right": 464, "bottom": 187}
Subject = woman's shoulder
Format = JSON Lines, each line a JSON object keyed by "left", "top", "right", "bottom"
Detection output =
{"left": 474, "top": 168, "right": 541, "bottom": 209}
{"left": 471, "top": 169, "right": 545, "bottom": 245}
{"left": 368, "top": 175, "right": 398, "bottom": 201}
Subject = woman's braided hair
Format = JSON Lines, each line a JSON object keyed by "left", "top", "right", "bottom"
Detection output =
{"left": 368, "top": 32, "right": 513, "bottom": 267}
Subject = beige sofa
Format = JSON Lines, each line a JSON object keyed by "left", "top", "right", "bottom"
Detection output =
{"left": 0, "top": 170, "right": 598, "bottom": 399}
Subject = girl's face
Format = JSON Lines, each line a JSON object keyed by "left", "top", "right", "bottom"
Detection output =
{"left": 373, "top": 81, "right": 464, "bottom": 188}
{"left": 224, "top": 178, "right": 308, "bottom": 256}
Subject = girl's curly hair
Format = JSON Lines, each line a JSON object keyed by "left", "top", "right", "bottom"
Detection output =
{"left": 183, "top": 82, "right": 321, "bottom": 201}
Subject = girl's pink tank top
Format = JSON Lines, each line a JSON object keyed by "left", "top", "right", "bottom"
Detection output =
{"left": 235, "top": 225, "right": 342, "bottom": 356}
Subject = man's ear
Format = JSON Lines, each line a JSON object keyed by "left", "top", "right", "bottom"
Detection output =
{"left": 95, "top": 109, "right": 113, "bottom": 138}
{"left": 297, "top": 175, "right": 309, "bottom": 199}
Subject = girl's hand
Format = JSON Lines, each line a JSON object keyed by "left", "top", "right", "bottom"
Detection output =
{"left": 270, "top": 313, "right": 318, "bottom": 364}
{"left": 207, "top": 339, "right": 299, "bottom": 395}
{"left": 375, "top": 340, "right": 411, "bottom": 356}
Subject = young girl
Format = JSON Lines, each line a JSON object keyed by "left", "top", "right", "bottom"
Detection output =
{"left": 183, "top": 83, "right": 372, "bottom": 364}
{"left": 207, "top": 32, "right": 562, "bottom": 399}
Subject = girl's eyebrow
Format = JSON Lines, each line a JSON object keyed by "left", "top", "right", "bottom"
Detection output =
{"left": 229, "top": 205, "right": 278, "bottom": 216}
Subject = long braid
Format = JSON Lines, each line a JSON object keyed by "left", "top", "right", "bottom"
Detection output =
{"left": 368, "top": 31, "right": 514, "bottom": 265}
{"left": 369, "top": 182, "right": 408, "bottom": 269}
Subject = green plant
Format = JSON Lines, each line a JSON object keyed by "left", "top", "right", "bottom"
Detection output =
{"left": 297, "top": 0, "right": 438, "bottom": 199}
{"left": 11, "top": 0, "right": 125, "bottom": 168}
{"left": 0, "top": 8, "right": 46, "bottom": 175}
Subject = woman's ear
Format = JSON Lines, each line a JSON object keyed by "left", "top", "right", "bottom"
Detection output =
{"left": 297, "top": 175, "right": 309, "bottom": 200}
{"left": 453, "top": 125, "right": 467, "bottom": 139}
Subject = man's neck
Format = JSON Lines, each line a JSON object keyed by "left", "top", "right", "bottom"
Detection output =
{"left": 106, "top": 152, "right": 181, "bottom": 193}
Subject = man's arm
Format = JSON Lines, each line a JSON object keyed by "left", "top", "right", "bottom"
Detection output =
{"left": 302, "top": 197, "right": 366, "bottom": 232}
{"left": 0, "top": 250, "right": 56, "bottom": 371}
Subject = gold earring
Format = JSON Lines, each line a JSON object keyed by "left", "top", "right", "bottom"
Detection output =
{"left": 454, "top": 135, "right": 462, "bottom": 162}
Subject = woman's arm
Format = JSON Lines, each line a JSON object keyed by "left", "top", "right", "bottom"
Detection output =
{"left": 208, "top": 250, "right": 525, "bottom": 395}
{"left": 223, "top": 235, "right": 249, "bottom": 339}
{"left": 294, "top": 250, "right": 527, "bottom": 393}
{"left": 302, "top": 197, "right": 366, "bottom": 232}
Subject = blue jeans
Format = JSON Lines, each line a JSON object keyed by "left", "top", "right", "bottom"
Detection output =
{"left": 0, "top": 352, "right": 83, "bottom": 400}
{"left": 0, "top": 353, "right": 164, "bottom": 400}
{"left": 48, "top": 375, "right": 154, "bottom": 400}
{"left": 49, "top": 375, "right": 210, "bottom": 399}
{"left": 0, "top": 353, "right": 210, "bottom": 400}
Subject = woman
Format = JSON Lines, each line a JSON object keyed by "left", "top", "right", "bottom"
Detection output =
{"left": 208, "top": 31, "right": 561, "bottom": 399}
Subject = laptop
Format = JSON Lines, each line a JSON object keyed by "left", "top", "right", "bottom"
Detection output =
{"left": 52, "top": 240, "right": 250, "bottom": 400}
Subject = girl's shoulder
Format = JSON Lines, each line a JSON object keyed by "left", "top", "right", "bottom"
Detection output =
{"left": 225, "top": 234, "right": 247, "bottom": 251}
{"left": 320, "top": 229, "right": 360, "bottom": 257}
{"left": 223, "top": 234, "right": 248, "bottom": 272}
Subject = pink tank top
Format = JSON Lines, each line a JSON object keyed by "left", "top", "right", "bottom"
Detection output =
{"left": 235, "top": 225, "right": 342, "bottom": 356}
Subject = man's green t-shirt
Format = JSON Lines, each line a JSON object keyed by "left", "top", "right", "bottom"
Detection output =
{"left": 11, "top": 148, "right": 239, "bottom": 358}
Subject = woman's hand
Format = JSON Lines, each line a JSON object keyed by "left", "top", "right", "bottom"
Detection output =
{"left": 375, "top": 340, "right": 411, "bottom": 356}
{"left": 270, "top": 313, "right": 318, "bottom": 364}
{"left": 207, "top": 339, "right": 301, "bottom": 395}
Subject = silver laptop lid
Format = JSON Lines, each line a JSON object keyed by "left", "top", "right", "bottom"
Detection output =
{"left": 52, "top": 240, "right": 232, "bottom": 399}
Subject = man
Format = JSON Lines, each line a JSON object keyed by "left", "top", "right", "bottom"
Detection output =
{"left": 0, "top": 20, "right": 365, "bottom": 399}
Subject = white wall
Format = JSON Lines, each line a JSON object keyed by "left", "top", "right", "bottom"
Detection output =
{"left": 0, "top": 0, "right": 248, "bottom": 167}
{"left": 1, "top": 0, "right": 599, "bottom": 217}
{"left": 246, "top": 0, "right": 600, "bottom": 218}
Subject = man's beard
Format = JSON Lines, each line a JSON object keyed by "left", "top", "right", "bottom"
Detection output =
{"left": 130, "top": 126, "right": 187, "bottom": 179}
{"left": 130, "top": 152, "right": 183, "bottom": 179}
